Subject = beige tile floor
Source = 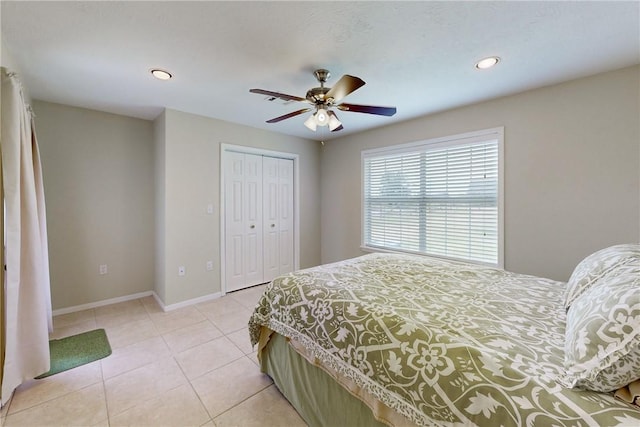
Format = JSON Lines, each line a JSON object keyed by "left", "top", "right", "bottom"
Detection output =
{"left": 0, "top": 284, "right": 308, "bottom": 427}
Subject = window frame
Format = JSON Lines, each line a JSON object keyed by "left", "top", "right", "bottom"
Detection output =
{"left": 360, "top": 127, "right": 504, "bottom": 268}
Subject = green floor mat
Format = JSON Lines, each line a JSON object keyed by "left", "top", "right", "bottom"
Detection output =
{"left": 36, "top": 329, "right": 112, "bottom": 379}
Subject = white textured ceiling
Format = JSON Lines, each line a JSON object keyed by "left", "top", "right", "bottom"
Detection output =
{"left": 2, "top": 1, "right": 639, "bottom": 141}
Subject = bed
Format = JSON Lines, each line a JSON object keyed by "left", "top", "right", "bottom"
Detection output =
{"left": 248, "top": 246, "right": 640, "bottom": 426}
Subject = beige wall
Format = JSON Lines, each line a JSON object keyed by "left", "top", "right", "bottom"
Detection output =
{"left": 1, "top": 37, "right": 19, "bottom": 74}
{"left": 34, "top": 101, "right": 155, "bottom": 309}
{"left": 157, "top": 108, "right": 321, "bottom": 306}
{"left": 31, "top": 101, "right": 321, "bottom": 310}
{"left": 321, "top": 65, "right": 640, "bottom": 282}
{"left": 153, "top": 111, "right": 167, "bottom": 303}
{"left": 1, "top": 37, "right": 28, "bottom": 102}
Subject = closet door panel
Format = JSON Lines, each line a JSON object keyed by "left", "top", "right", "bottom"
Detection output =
{"left": 225, "top": 152, "right": 246, "bottom": 290}
{"left": 263, "top": 157, "right": 280, "bottom": 282}
{"left": 278, "top": 158, "right": 294, "bottom": 275}
{"left": 243, "top": 153, "right": 264, "bottom": 287}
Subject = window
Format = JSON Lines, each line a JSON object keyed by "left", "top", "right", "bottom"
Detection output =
{"left": 362, "top": 128, "right": 503, "bottom": 267}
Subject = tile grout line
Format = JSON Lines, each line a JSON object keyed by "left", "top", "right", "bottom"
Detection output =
{"left": 170, "top": 317, "right": 264, "bottom": 425}
{"left": 96, "top": 306, "right": 113, "bottom": 427}
{"left": 179, "top": 336, "right": 249, "bottom": 383}
{"left": 183, "top": 362, "right": 216, "bottom": 425}
{"left": 99, "top": 354, "right": 112, "bottom": 427}
{"left": 185, "top": 309, "right": 272, "bottom": 425}
{"left": 1, "top": 391, "right": 15, "bottom": 424}
{"left": 210, "top": 384, "right": 276, "bottom": 424}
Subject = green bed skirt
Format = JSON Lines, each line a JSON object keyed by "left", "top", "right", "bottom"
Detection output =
{"left": 260, "top": 332, "right": 390, "bottom": 427}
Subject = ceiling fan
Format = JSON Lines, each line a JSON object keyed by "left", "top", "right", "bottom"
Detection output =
{"left": 250, "top": 69, "right": 396, "bottom": 132}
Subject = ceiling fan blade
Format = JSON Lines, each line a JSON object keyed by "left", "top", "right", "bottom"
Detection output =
{"left": 336, "top": 103, "right": 397, "bottom": 116}
{"left": 325, "top": 75, "right": 365, "bottom": 103}
{"left": 250, "top": 88, "right": 307, "bottom": 103}
{"left": 266, "top": 108, "right": 312, "bottom": 123}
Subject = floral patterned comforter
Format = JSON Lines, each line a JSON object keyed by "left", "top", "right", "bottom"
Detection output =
{"left": 248, "top": 253, "right": 640, "bottom": 426}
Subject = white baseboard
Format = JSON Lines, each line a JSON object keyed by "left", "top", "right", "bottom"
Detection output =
{"left": 52, "top": 290, "right": 225, "bottom": 315}
{"left": 158, "top": 291, "right": 224, "bottom": 312}
{"left": 52, "top": 291, "right": 154, "bottom": 316}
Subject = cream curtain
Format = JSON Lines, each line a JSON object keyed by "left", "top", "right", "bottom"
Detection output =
{"left": 0, "top": 67, "right": 52, "bottom": 405}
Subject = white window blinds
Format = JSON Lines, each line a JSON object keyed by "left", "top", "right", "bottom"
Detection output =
{"left": 362, "top": 129, "right": 503, "bottom": 267}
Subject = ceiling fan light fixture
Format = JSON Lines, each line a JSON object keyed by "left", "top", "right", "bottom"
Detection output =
{"left": 315, "top": 108, "right": 329, "bottom": 126}
{"left": 475, "top": 56, "right": 500, "bottom": 70}
{"left": 304, "top": 114, "right": 317, "bottom": 131}
{"left": 328, "top": 114, "right": 342, "bottom": 131}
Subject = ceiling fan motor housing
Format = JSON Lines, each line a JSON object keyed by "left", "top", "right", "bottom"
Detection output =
{"left": 306, "top": 87, "right": 331, "bottom": 105}
{"left": 307, "top": 69, "right": 334, "bottom": 105}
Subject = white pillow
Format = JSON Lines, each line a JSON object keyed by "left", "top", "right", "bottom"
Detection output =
{"left": 563, "top": 261, "right": 640, "bottom": 392}
{"left": 564, "top": 244, "right": 640, "bottom": 311}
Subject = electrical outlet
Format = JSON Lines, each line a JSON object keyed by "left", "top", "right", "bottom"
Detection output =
{"left": 178, "top": 266, "right": 186, "bottom": 276}
{"left": 99, "top": 264, "right": 108, "bottom": 275}
{"left": 206, "top": 260, "right": 214, "bottom": 271}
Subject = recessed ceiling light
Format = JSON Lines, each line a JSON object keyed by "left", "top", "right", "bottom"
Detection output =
{"left": 475, "top": 56, "right": 500, "bottom": 70}
{"left": 151, "top": 69, "right": 172, "bottom": 80}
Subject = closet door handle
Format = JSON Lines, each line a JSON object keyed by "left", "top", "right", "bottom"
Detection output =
{"left": 270, "top": 224, "right": 275, "bottom": 228}
{"left": 250, "top": 224, "right": 255, "bottom": 229}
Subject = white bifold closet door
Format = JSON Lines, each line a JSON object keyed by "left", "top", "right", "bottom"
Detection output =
{"left": 262, "top": 156, "right": 294, "bottom": 282}
{"left": 225, "top": 152, "right": 263, "bottom": 292}
{"left": 225, "top": 152, "right": 294, "bottom": 292}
